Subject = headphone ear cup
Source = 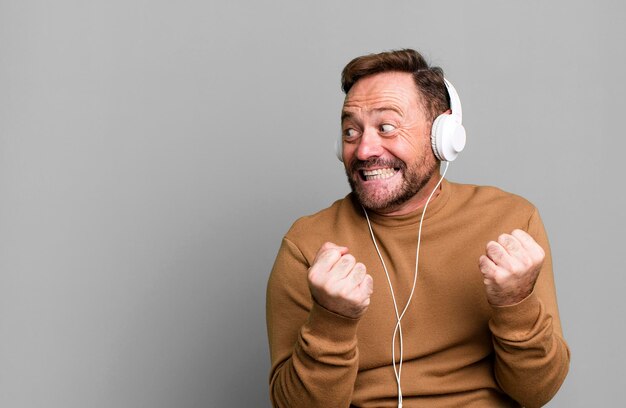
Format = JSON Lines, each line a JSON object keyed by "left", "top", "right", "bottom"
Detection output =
{"left": 336, "top": 133, "right": 344, "bottom": 162}
{"left": 431, "top": 114, "right": 446, "bottom": 161}
{"left": 431, "top": 114, "right": 466, "bottom": 162}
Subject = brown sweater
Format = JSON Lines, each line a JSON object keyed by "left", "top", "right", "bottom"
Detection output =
{"left": 266, "top": 180, "right": 570, "bottom": 407}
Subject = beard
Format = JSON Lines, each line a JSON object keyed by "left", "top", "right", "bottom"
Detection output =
{"left": 346, "top": 152, "right": 439, "bottom": 213}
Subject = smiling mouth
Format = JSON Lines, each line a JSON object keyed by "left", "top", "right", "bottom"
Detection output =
{"left": 360, "top": 167, "right": 399, "bottom": 181}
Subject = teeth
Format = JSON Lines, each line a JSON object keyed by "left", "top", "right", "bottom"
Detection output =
{"left": 362, "top": 168, "right": 396, "bottom": 180}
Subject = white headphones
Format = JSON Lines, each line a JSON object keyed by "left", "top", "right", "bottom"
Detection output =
{"left": 336, "top": 78, "right": 466, "bottom": 162}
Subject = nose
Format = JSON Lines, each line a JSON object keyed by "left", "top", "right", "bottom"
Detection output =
{"left": 355, "top": 128, "right": 383, "bottom": 161}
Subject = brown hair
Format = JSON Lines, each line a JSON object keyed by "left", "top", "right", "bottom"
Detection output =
{"left": 341, "top": 49, "right": 449, "bottom": 122}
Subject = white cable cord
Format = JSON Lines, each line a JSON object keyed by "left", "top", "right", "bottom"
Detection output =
{"left": 362, "top": 162, "right": 449, "bottom": 408}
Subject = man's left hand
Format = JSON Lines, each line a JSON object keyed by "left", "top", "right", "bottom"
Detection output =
{"left": 478, "top": 229, "right": 545, "bottom": 306}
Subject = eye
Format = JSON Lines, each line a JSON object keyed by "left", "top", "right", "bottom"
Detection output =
{"left": 380, "top": 124, "right": 396, "bottom": 133}
{"left": 343, "top": 128, "right": 359, "bottom": 140}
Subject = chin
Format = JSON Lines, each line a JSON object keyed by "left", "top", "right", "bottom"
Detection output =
{"left": 352, "top": 184, "right": 409, "bottom": 212}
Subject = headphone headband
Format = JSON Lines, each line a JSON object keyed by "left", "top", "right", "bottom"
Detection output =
{"left": 443, "top": 78, "right": 462, "bottom": 124}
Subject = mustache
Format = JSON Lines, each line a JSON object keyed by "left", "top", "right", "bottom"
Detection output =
{"left": 349, "top": 157, "right": 406, "bottom": 173}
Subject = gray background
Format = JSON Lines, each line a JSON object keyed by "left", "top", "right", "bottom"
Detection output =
{"left": 1, "top": 0, "right": 624, "bottom": 407}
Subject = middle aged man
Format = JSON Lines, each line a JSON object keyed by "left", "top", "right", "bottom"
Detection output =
{"left": 266, "top": 49, "right": 570, "bottom": 407}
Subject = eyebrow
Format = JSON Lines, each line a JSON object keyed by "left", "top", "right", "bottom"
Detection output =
{"left": 341, "top": 106, "right": 403, "bottom": 122}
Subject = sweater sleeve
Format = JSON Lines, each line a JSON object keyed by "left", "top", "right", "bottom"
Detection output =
{"left": 489, "top": 208, "right": 570, "bottom": 408}
{"left": 266, "top": 237, "right": 361, "bottom": 408}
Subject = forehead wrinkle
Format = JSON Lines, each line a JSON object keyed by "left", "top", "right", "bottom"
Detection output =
{"left": 342, "top": 94, "right": 409, "bottom": 120}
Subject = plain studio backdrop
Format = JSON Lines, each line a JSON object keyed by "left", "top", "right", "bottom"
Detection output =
{"left": 1, "top": 1, "right": 624, "bottom": 407}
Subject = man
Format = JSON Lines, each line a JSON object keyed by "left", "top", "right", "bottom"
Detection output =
{"left": 266, "top": 49, "right": 569, "bottom": 407}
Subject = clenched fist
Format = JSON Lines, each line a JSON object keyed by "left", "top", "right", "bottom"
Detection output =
{"left": 308, "top": 242, "right": 374, "bottom": 319}
{"left": 479, "top": 229, "right": 545, "bottom": 307}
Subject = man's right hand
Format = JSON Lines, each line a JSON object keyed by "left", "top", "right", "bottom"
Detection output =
{"left": 307, "top": 242, "right": 374, "bottom": 319}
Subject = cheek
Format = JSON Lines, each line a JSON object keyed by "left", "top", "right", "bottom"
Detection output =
{"left": 397, "top": 132, "right": 432, "bottom": 159}
{"left": 389, "top": 139, "right": 421, "bottom": 161}
{"left": 342, "top": 143, "right": 362, "bottom": 163}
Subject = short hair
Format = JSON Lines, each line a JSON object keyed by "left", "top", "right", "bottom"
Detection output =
{"left": 340, "top": 49, "right": 449, "bottom": 123}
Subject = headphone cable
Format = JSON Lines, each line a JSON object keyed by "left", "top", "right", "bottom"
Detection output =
{"left": 362, "top": 161, "right": 449, "bottom": 408}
